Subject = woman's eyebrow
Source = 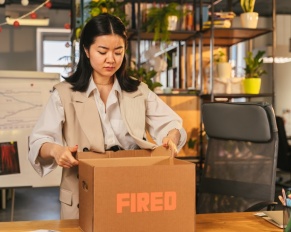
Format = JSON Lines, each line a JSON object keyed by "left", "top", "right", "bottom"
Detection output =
{"left": 114, "top": 46, "right": 124, "bottom": 50}
{"left": 97, "top": 45, "right": 124, "bottom": 50}
{"left": 97, "top": 45, "right": 108, "bottom": 49}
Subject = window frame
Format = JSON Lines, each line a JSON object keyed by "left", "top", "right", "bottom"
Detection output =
{"left": 36, "top": 28, "right": 72, "bottom": 75}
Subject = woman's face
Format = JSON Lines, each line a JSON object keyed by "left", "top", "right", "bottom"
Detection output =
{"left": 85, "top": 34, "right": 125, "bottom": 80}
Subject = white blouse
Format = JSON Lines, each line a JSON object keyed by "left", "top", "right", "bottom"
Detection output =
{"left": 29, "top": 77, "right": 187, "bottom": 165}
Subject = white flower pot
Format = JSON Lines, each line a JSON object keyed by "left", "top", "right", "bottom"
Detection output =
{"left": 168, "top": 16, "right": 178, "bottom": 31}
{"left": 240, "top": 12, "right": 259, "bottom": 29}
{"left": 217, "top": 62, "right": 232, "bottom": 79}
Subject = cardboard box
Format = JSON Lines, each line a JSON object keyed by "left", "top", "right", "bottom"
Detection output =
{"left": 78, "top": 146, "right": 196, "bottom": 232}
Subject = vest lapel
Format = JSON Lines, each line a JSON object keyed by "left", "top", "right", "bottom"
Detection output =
{"left": 119, "top": 89, "right": 156, "bottom": 149}
{"left": 72, "top": 92, "right": 105, "bottom": 152}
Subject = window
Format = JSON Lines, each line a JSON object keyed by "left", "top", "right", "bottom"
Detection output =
{"left": 36, "top": 28, "right": 78, "bottom": 80}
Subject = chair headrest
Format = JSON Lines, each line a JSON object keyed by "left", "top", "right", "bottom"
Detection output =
{"left": 202, "top": 102, "right": 277, "bottom": 142}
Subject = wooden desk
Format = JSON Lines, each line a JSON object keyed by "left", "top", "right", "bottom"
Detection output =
{"left": 0, "top": 212, "right": 282, "bottom": 232}
{"left": 196, "top": 212, "right": 282, "bottom": 232}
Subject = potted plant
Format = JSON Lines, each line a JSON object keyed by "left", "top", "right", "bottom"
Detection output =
{"left": 214, "top": 48, "right": 232, "bottom": 79}
{"left": 75, "top": 0, "right": 128, "bottom": 40}
{"left": 243, "top": 50, "right": 266, "bottom": 94}
{"left": 240, "top": 0, "right": 259, "bottom": 28}
{"left": 127, "top": 62, "right": 162, "bottom": 91}
{"left": 145, "top": 3, "right": 183, "bottom": 42}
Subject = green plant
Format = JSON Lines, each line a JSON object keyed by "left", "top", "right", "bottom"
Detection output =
{"left": 127, "top": 63, "right": 162, "bottom": 91}
{"left": 240, "top": 0, "right": 256, "bottom": 13}
{"left": 214, "top": 48, "right": 227, "bottom": 63}
{"left": 244, "top": 50, "right": 266, "bottom": 78}
{"left": 75, "top": 0, "right": 128, "bottom": 40}
{"left": 187, "top": 137, "right": 197, "bottom": 149}
{"left": 186, "top": 127, "right": 207, "bottom": 155}
{"left": 145, "top": 3, "right": 183, "bottom": 42}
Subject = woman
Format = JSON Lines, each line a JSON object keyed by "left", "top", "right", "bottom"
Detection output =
{"left": 28, "top": 13, "right": 186, "bottom": 219}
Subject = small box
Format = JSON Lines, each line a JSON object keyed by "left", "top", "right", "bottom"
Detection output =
{"left": 78, "top": 147, "right": 196, "bottom": 232}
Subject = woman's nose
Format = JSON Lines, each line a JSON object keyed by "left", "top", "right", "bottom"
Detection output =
{"left": 106, "top": 52, "right": 115, "bottom": 63}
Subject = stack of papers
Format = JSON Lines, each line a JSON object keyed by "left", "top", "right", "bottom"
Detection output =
{"left": 203, "top": 11, "right": 236, "bottom": 29}
{"left": 203, "top": 20, "right": 231, "bottom": 29}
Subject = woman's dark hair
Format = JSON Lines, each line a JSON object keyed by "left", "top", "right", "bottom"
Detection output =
{"left": 65, "top": 13, "right": 140, "bottom": 92}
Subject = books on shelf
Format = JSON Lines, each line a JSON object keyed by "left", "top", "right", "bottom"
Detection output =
{"left": 203, "top": 19, "right": 232, "bottom": 29}
{"left": 125, "top": 3, "right": 235, "bottom": 31}
{"left": 203, "top": 11, "right": 235, "bottom": 29}
{"left": 212, "top": 12, "right": 236, "bottom": 20}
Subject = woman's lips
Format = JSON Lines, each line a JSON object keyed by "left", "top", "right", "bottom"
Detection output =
{"left": 104, "top": 67, "right": 115, "bottom": 71}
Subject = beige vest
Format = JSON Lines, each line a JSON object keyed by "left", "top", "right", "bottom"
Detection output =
{"left": 54, "top": 81, "right": 156, "bottom": 219}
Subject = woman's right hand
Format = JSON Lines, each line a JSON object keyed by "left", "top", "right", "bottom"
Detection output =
{"left": 40, "top": 143, "right": 79, "bottom": 168}
{"left": 54, "top": 145, "right": 79, "bottom": 168}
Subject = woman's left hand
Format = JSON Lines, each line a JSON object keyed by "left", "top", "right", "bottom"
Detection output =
{"left": 162, "top": 137, "right": 178, "bottom": 157}
{"left": 162, "top": 128, "right": 181, "bottom": 157}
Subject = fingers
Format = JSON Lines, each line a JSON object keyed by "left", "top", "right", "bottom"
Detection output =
{"left": 67, "top": 145, "right": 79, "bottom": 166}
{"left": 58, "top": 158, "right": 75, "bottom": 169}
{"left": 162, "top": 137, "right": 178, "bottom": 157}
{"left": 55, "top": 145, "right": 79, "bottom": 168}
{"left": 68, "top": 145, "right": 79, "bottom": 165}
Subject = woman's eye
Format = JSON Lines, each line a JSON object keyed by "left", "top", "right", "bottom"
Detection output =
{"left": 98, "top": 51, "right": 106, "bottom": 55}
{"left": 115, "top": 52, "right": 122, "bottom": 55}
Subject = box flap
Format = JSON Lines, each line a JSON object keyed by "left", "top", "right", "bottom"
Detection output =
{"left": 77, "top": 146, "right": 171, "bottom": 160}
{"left": 79, "top": 156, "right": 193, "bottom": 168}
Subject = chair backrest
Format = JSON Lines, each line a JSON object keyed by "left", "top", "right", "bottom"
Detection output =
{"left": 276, "top": 116, "right": 291, "bottom": 172}
{"left": 197, "top": 102, "right": 278, "bottom": 213}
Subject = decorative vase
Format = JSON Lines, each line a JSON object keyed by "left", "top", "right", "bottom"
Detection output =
{"left": 240, "top": 12, "right": 259, "bottom": 29}
{"left": 243, "top": 78, "right": 261, "bottom": 94}
{"left": 216, "top": 62, "right": 232, "bottom": 79}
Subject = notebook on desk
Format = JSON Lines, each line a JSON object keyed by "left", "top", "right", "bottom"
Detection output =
{"left": 262, "top": 210, "right": 284, "bottom": 229}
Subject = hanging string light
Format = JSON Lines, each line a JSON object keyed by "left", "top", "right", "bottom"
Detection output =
{"left": 21, "top": 0, "right": 29, "bottom": 6}
{"left": 0, "top": 0, "right": 52, "bottom": 30}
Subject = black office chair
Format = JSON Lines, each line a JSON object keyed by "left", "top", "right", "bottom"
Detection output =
{"left": 276, "top": 116, "right": 291, "bottom": 187}
{"left": 197, "top": 102, "right": 278, "bottom": 213}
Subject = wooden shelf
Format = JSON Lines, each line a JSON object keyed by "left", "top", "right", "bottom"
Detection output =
{"left": 128, "top": 27, "right": 272, "bottom": 47}
{"left": 192, "top": 28, "right": 273, "bottom": 47}
{"left": 127, "top": 30, "right": 198, "bottom": 41}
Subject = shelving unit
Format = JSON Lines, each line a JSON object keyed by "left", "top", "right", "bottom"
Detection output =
{"left": 195, "top": 1, "right": 275, "bottom": 99}
{"left": 75, "top": 0, "right": 275, "bottom": 97}
{"left": 194, "top": 0, "right": 276, "bottom": 172}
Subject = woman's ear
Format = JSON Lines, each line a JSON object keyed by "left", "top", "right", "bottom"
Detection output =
{"left": 84, "top": 46, "right": 89, "bottom": 58}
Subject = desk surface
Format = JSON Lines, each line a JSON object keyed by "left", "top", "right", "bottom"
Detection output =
{"left": 0, "top": 212, "right": 282, "bottom": 232}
